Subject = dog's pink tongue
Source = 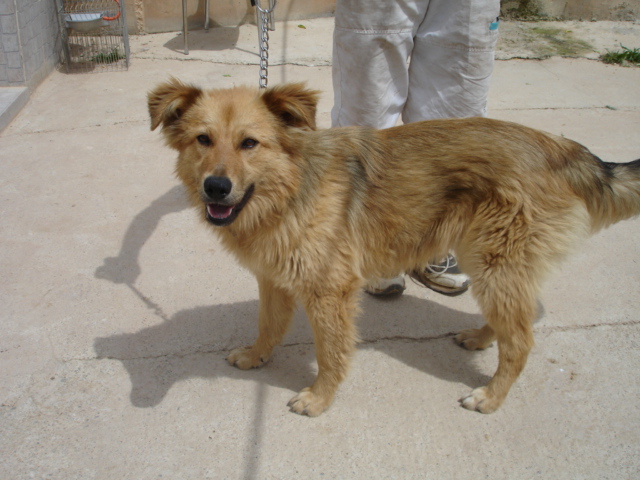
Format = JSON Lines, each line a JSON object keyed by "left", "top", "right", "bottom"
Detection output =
{"left": 207, "top": 204, "right": 233, "bottom": 219}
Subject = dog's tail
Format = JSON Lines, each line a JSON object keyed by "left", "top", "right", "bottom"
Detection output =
{"left": 571, "top": 148, "right": 640, "bottom": 232}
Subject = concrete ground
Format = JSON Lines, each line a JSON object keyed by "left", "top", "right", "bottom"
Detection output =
{"left": 1, "top": 18, "right": 640, "bottom": 480}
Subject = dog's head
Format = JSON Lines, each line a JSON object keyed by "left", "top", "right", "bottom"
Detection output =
{"left": 148, "top": 79, "right": 320, "bottom": 229}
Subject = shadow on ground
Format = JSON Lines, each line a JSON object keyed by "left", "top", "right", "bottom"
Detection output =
{"left": 93, "top": 296, "right": 489, "bottom": 408}
{"left": 94, "top": 187, "right": 490, "bottom": 409}
{"left": 161, "top": 26, "right": 257, "bottom": 58}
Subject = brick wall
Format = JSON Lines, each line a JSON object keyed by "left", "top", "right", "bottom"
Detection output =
{"left": 0, "top": 0, "right": 61, "bottom": 89}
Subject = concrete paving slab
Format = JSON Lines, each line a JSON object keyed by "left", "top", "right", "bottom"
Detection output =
{"left": 2, "top": 327, "right": 639, "bottom": 478}
{"left": 130, "top": 17, "right": 334, "bottom": 66}
{"left": 489, "top": 58, "right": 640, "bottom": 111}
{"left": 6, "top": 62, "right": 334, "bottom": 135}
{"left": 1, "top": 19, "right": 639, "bottom": 480}
{"left": 495, "top": 20, "right": 640, "bottom": 60}
{"left": 128, "top": 18, "right": 640, "bottom": 65}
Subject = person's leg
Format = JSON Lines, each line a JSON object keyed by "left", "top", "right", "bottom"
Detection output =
{"left": 404, "top": 0, "right": 500, "bottom": 295}
{"left": 403, "top": 0, "right": 500, "bottom": 122}
{"left": 332, "top": 0, "right": 429, "bottom": 296}
{"left": 331, "top": 0, "right": 428, "bottom": 129}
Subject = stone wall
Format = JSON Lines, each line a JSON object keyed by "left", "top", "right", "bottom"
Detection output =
{"left": 502, "top": 0, "right": 639, "bottom": 21}
{"left": 127, "top": 0, "right": 638, "bottom": 35}
{"left": 124, "top": 0, "right": 336, "bottom": 34}
{"left": 0, "top": 0, "right": 61, "bottom": 89}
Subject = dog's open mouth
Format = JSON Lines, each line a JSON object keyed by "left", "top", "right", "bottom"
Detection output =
{"left": 205, "top": 184, "right": 255, "bottom": 226}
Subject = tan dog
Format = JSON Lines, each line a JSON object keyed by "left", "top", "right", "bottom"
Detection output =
{"left": 148, "top": 80, "right": 640, "bottom": 416}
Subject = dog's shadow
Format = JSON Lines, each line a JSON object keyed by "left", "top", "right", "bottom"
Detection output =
{"left": 93, "top": 295, "right": 491, "bottom": 408}
{"left": 94, "top": 188, "right": 491, "bottom": 408}
{"left": 94, "top": 296, "right": 489, "bottom": 408}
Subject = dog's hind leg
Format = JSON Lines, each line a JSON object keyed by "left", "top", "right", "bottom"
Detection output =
{"left": 454, "top": 197, "right": 559, "bottom": 413}
{"left": 288, "top": 283, "right": 360, "bottom": 416}
{"left": 459, "top": 264, "right": 537, "bottom": 414}
{"left": 227, "top": 276, "right": 296, "bottom": 370}
{"left": 454, "top": 324, "right": 496, "bottom": 350}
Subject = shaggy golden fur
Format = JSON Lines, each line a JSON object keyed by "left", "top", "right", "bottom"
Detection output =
{"left": 148, "top": 80, "right": 640, "bottom": 416}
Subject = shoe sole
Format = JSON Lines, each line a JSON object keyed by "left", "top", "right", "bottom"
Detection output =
{"left": 408, "top": 271, "right": 470, "bottom": 297}
{"left": 365, "top": 284, "right": 406, "bottom": 297}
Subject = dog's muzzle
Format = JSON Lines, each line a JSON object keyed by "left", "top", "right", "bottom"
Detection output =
{"left": 202, "top": 176, "right": 254, "bottom": 227}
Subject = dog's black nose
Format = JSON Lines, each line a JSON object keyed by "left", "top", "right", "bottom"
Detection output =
{"left": 203, "top": 176, "right": 232, "bottom": 201}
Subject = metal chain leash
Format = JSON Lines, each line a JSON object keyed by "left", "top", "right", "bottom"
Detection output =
{"left": 254, "top": 0, "right": 276, "bottom": 89}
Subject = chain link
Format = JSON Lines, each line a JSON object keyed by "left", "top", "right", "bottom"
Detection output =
{"left": 255, "top": 0, "right": 276, "bottom": 89}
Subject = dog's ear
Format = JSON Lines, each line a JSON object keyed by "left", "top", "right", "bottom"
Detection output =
{"left": 148, "top": 77, "right": 203, "bottom": 131}
{"left": 261, "top": 83, "right": 320, "bottom": 130}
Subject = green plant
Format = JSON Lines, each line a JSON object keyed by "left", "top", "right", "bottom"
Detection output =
{"left": 92, "top": 47, "right": 125, "bottom": 64}
{"left": 500, "top": 0, "right": 545, "bottom": 20}
{"left": 600, "top": 45, "right": 640, "bottom": 66}
{"left": 529, "top": 27, "right": 593, "bottom": 56}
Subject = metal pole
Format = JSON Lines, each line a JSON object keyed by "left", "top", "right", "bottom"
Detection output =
{"left": 182, "top": 0, "right": 189, "bottom": 55}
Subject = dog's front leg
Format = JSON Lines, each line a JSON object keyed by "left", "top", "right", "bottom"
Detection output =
{"left": 288, "top": 286, "right": 359, "bottom": 416}
{"left": 227, "top": 275, "right": 295, "bottom": 369}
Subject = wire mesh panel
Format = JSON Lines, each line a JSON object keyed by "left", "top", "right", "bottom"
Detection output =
{"left": 57, "top": 0, "right": 130, "bottom": 73}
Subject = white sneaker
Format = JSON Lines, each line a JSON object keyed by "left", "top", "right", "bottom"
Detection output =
{"left": 409, "top": 254, "right": 470, "bottom": 296}
{"left": 364, "top": 275, "right": 406, "bottom": 297}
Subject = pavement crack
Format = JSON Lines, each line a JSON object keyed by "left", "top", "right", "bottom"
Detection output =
{"left": 359, "top": 332, "right": 458, "bottom": 345}
{"left": 75, "top": 321, "right": 639, "bottom": 363}
{"left": 535, "top": 319, "right": 640, "bottom": 334}
{"left": 496, "top": 106, "right": 637, "bottom": 112}
{"left": 4, "top": 119, "right": 145, "bottom": 137}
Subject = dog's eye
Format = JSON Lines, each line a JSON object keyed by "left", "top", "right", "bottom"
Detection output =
{"left": 241, "top": 138, "right": 258, "bottom": 150}
{"left": 197, "top": 134, "right": 212, "bottom": 146}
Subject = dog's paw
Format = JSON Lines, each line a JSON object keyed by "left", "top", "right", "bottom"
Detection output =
{"left": 226, "top": 346, "right": 268, "bottom": 370}
{"left": 459, "top": 387, "right": 502, "bottom": 414}
{"left": 287, "top": 388, "right": 331, "bottom": 417}
{"left": 454, "top": 328, "right": 494, "bottom": 351}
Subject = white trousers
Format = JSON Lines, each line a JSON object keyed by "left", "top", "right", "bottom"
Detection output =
{"left": 331, "top": 0, "right": 501, "bottom": 128}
